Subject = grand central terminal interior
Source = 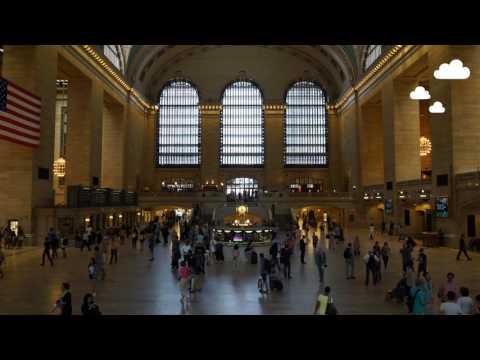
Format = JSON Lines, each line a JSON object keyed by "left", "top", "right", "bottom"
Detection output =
{"left": 1, "top": 45, "right": 480, "bottom": 316}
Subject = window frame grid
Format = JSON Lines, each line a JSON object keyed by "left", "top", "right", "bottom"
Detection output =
{"left": 219, "top": 79, "right": 265, "bottom": 168}
{"left": 104, "top": 45, "right": 121, "bottom": 71}
{"left": 363, "top": 45, "right": 383, "bottom": 71}
{"left": 283, "top": 80, "right": 329, "bottom": 168}
{"left": 156, "top": 79, "right": 202, "bottom": 168}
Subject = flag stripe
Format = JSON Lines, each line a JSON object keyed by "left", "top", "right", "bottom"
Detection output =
{"left": 7, "top": 81, "right": 41, "bottom": 103}
{"left": 7, "top": 94, "right": 42, "bottom": 114}
{"left": 8, "top": 86, "right": 42, "bottom": 108}
{"left": 0, "top": 122, "right": 40, "bottom": 139}
{"left": 0, "top": 130, "right": 39, "bottom": 146}
{"left": 7, "top": 99, "right": 41, "bottom": 117}
{"left": 6, "top": 104, "right": 41, "bottom": 123}
{"left": 0, "top": 112, "right": 40, "bottom": 130}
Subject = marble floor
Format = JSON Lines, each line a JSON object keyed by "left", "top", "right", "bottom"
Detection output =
{"left": 0, "top": 229, "right": 479, "bottom": 315}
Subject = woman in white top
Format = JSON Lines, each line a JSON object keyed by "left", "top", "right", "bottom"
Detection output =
{"left": 440, "top": 291, "right": 463, "bottom": 315}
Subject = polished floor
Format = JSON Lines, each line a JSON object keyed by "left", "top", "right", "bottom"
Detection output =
{"left": 0, "top": 229, "right": 479, "bottom": 315}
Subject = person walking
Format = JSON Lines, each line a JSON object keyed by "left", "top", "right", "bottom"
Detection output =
{"left": 81, "top": 231, "right": 91, "bottom": 252}
{"left": 400, "top": 243, "right": 413, "bottom": 272}
{"left": 314, "top": 247, "right": 327, "bottom": 284}
{"left": 409, "top": 278, "right": 426, "bottom": 315}
{"left": 178, "top": 260, "right": 191, "bottom": 306}
{"left": 364, "top": 250, "right": 378, "bottom": 286}
{"left": 417, "top": 248, "right": 428, "bottom": 277}
{"left": 232, "top": 244, "right": 240, "bottom": 269}
{"left": 41, "top": 236, "right": 54, "bottom": 267}
{"left": 314, "top": 286, "right": 336, "bottom": 315}
{"left": 109, "top": 234, "right": 119, "bottom": 265}
{"left": 353, "top": 236, "right": 361, "bottom": 256}
{"left": 368, "top": 223, "right": 375, "bottom": 241}
{"left": 88, "top": 257, "right": 97, "bottom": 293}
{"left": 94, "top": 246, "right": 106, "bottom": 281}
{"left": 52, "top": 283, "right": 72, "bottom": 316}
{"left": 312, "top": 233, "right": 319, "bottom": 250}
{"left": 280, "top": 244, "right": 292, "bottom": 279}
{"left": 423, "top": 272, "right": 434, "bottom": 315}
{"left": 343, "top": 243, "right": 355, "bottom": 279}
{"left": 148, "top": 230, "right": 155, "bottom": 262}
{"left": 299, "top": 236, "right": 307, "bottom": 264}
{"left": 259, "top": 253, "right": 271, "bottom": 294}
{"left": 456, "top": 234, "right": 472, "bottom": 261}
{"left": 381, "top": 242, "right": 390, "bottom": 270}
{"left": 131, "top": 228, "right": 138, "bottom": 250}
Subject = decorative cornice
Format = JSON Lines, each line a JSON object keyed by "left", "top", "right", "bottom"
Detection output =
{"left": 78, "top": 45, "right": 155, "bottom": 112}
{"left": 333, "top": 45, "right": 412, "bottom": 112}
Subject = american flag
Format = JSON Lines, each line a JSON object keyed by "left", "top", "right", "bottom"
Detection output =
{"left": 0, "top": 77, "right": 41, "bottom": 148}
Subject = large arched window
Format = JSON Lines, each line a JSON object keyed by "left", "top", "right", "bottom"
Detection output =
{"left": 220, "top": 80, "right": 264, "bottom": 167}
{"left": 284, "top": 81, "right": 328, "bottom": 167}
{"left": 104, "top": 45, "right": 122, "bottom": 71}
{"left": 363, "top": 45, "right": 382, "bottom": 71}
{"left": 157, "top": 80, "right": 201, "bottom": 167}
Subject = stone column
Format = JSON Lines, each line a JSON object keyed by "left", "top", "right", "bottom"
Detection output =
{"left": 0, "top": 45, "right": 58, "bottom": 239}
{"left": 102, "top": 100, "right": 126, "bottom": 189}
{"left": 328, "top": 109, "right": 344, "bottom": 192}
{"left": 200, "top": 107, "right": 220, "bottom": 184}
{"left": 360, "top": 102, "right": 384, "bottom": 186}
{"left": 141, "top": 109, "right": 157, "bottom": 191}
{"left": 124, "top": 103, "right": 147, "bottom": 192}
{"left": 264, "top": 106, "right": 284, "bottom": 191}
{"left": 65, "top": 77, "right": 103, "bottom": 187}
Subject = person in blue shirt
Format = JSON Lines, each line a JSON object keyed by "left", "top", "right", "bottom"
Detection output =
{"left": 410, "top": 278, "right": 426, "bottom": 315}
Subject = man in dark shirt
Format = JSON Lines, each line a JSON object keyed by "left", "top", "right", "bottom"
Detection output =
{"left": 259, "top": 253, "right": 271, "bottom": 293}
{"left": 299, "top": 237, "right": 307, "bottom": 264}
{"left": 280, "top": 244, "right": 292, "bottom": 279}
{"left": 417, "top": 248, "right": 428, "bottom": 276}
{"left": 41, "top": 236, "right": 54, "bottom": 267}
{"left": 457, "top": 234, "right": 472, "bottom": 261}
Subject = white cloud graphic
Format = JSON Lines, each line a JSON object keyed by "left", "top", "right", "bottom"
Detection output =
{"left": 410, "top": 86, "right": 431, "bottom": 100}
{"left": 434, "top": 59, "right": 471, "bottom": 80}
{"left": 429, "top": 101, "right": 446, "bottom": 114}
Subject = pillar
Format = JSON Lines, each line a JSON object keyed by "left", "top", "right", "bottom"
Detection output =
{"left": 264, "top": 106, "right": 284, "bottom": 191}
{"left": 0, "top": 45, "right": 58, "bottom": 239}
{"left": 65, "top": 77, "right": 103, "bottom": 187}
{"left": 200, "top": 107, "right": 220, "bottom": 184}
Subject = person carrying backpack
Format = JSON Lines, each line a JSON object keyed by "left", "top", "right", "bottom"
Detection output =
{"left": 344, "top": 243, "right": 355, "bottom": 280}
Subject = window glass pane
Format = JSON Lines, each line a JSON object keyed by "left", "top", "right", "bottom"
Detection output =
{"left": 220, "top": 81, "right": 264, "bottom": 166}
{"left": 364, "top": 45, "right": 382, "bottom": 70}
{"left": 284, "top": 81, "right": 327, "bottom": 167}
{"left": 157, "top": 80, "right": 201, "bottom": 167}
{"left": 104, "top": 45, "right": 121, "bottom": 70}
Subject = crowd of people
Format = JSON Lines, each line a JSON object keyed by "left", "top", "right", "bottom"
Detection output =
{"left": 3, "top": 209, "right": 480, "bottom": 315}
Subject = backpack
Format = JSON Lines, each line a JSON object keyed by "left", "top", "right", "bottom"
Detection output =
{"left": 367, "top": 255, "right": 377, "bottom": 268}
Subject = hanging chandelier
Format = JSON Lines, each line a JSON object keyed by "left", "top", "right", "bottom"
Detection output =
{"left": 53, "top": 157, "right": 66, "bottom": 177}
{"left": 419, "top": 137, "right": 432, "bottom": 157}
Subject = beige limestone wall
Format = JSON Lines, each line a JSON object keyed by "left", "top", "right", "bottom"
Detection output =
{"left": 101, "top": 99, "right": 126, "bottom": 189}
{"left": 65, "top": 77, "right": 104, "bottom": 187}
{"left": 360, "top": 103, "right": 384, "bottom": 186}
{"left": 0, "top": 46, "right": 58, "bottom": 238}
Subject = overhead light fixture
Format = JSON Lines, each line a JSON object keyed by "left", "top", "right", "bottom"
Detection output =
{"left": 410, "top": 86, "right": 431, "bottom": 100}
{"left": 419, "top": 136, "right": 432, "bottom": 157}
{"left": 429, "top": 101, "right": 446, "bottom": 114}
{"left": 53, "top": 157, "right": 66, "bottom": 177}
{"left": 434, "top": 59, "right": 471, "bottom": 80}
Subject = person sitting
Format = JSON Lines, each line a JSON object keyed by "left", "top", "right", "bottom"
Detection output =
{"left": 81, "top": 293, "right": 101, "bottom": 316}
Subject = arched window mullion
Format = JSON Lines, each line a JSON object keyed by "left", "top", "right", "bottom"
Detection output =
{"left": 220, "top": 80, "right": 264, "bottom": 167}
{"left": 157, "top": 80, "right": 201, "bottom": 167}
{"left": 363, "top": 45, "right": 382, "bottom": 71}
{"left": 284, "top": 81, "right": 328, "bottom": 167}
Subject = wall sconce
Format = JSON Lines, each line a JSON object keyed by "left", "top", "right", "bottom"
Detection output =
{"left": 118, "top": 214, "right": 123, "bottom": 219}
{"left": 375, "top": 192, "right": 383, "bottom": 200}
{"left": 136, "top": 212, "right": 141, "bottom": 216}
{"left": 398, "top": 191, "right": 407, "bottom": 200}
{"left": 363, "top": 193, "right": 370, "bottom": 200}
{"left": 84, "top": 217, "right": 91, "bottom": 223}
{"left": 108, "top": 215, "right": 114, "bottom": 220}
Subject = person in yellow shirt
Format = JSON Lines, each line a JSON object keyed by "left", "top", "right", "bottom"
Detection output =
{"left": 314, "top": 286, "right": 333, "bottom": 315}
